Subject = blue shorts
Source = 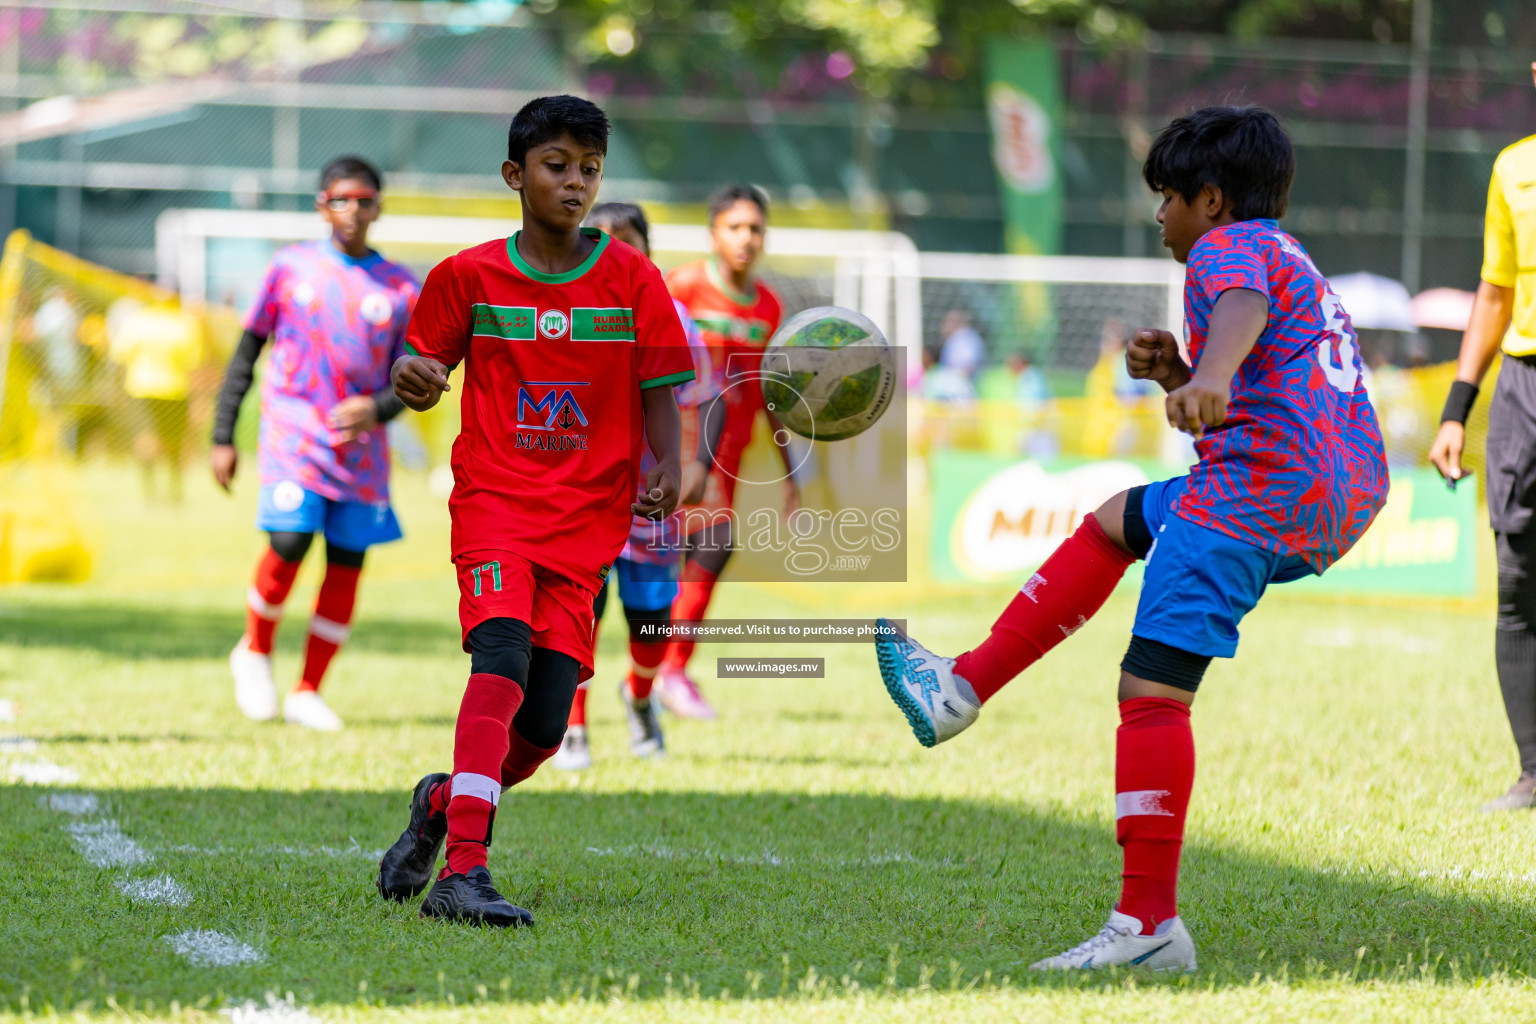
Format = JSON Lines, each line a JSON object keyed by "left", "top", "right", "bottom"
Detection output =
{"left": 1133, "top": 476, "right": 1314, "bottom": 658}
{"left": 256, "top": 483, "right": 403, "bottom": 552}
{"left": 605, "top": 557, "right": 680, "bottom": 613}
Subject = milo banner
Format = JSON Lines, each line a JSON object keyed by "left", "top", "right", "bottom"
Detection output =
{"left": 985, "top": 38, "right": 1062, "bottom": 256}
{"left": 931, "top": 453, "right": 1479, "bottom": 597}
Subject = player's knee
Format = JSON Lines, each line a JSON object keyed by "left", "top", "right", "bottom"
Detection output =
{"left": 324, "top": 542, "right": 366, "bottom": 569}
{"left": 1120, "top": 636, "right": 1208, "bottom": 699}
{"left": 511, "top": 647, "right": 582, "bottom": 748}
{"left": 623, "top": 603, "right": 669, "bottom": 643}
{"left": 1497, "top": 533, "right": 1536, "bottom": 631}
{"left": 468, "top": 618, "right": 533, "bottom": 685}
{"left": 268, "top": 530, "right": 314, "bottom": 563}
{"left": 1094, "top": 486, "right": 1150, "bottom": 560}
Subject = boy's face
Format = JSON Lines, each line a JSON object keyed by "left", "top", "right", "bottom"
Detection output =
{"left": 710, "top": 199, "right": 766, "bottom": 276}
{"left": 601, "top": 221, "right": 649, "bottom": 257}
{"left": 317, "top": 177, "right": 381, "bottom": 247}
{"left": 1156, "top": 185, "right": 1224, "bottom": 264}
{"left": 503, "top": 134, "right": 604, "bottom": 233}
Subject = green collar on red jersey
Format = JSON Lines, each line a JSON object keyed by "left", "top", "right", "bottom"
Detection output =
{"left": 506, "top": 228, "right": 609, "bottom": 284}
{"left": 706, "top": 256, "right": 758, "bottom": 307}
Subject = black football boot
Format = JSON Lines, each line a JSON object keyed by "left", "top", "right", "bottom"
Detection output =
{"left": 419, "top": 864, "right": 534, "bottom": 927}
{"left": 376, "top": 772, "right": 450, "bottom": 901}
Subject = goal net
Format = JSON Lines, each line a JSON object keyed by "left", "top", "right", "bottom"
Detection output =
{"left": 0, "top": 229, "right": 242, "bottom": 582}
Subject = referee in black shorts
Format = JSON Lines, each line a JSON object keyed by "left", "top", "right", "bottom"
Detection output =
{"left": 1429, "top": 61, "right": 1536, "bottom": 810}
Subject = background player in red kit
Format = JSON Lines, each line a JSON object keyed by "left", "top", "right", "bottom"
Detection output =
{"left": 658, "top": 185, "right": 792, "bottom": 718}
{"left": 375, "top": 95, "right": 694, "bottom": 927}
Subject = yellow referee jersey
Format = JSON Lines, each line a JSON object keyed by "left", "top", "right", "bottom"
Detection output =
{"left": 1485, "top": 133, "right": 1536, "bottom": 355}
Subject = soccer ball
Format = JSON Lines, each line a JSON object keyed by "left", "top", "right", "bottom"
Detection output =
{"left": 759, "top": 306, "right": 897, "bottom": 442}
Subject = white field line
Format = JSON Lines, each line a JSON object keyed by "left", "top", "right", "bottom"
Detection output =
{"left": 164, "top": 840, "right": 385, "bottom": 860}
{"left": 164, "top": 929, "right": 264, "bottom": 967}
{"left": 43, "top": 792, "right": 99, "bottom": 815}
{"left": 10, "top": 760, "right": 78, "bottom": 784}
{"left": 0, "top": 735, "right": 37, "bottom": 753}
{"left": 1306, "top": 626, "right": 1443, "bottom": 654}
{"left": 584, "top": 842, "right": 930, "bottom": 869}
{"left": 66, "top": 819, "right": 154, "bottom": 868}
{"left": 224, "top": 994, "right": 321, "bottom": 1024}
{"left": 117, "top": 874, "right": 194, "bottom": 907}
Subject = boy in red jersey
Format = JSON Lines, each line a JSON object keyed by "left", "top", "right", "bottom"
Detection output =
{"left": 876, "top": 108, "right": 1386, "bottom": 971}
{"left": 374, "top": 96, "right": 694, "bottom": 926}
{"left": 657, "top": 185, "right": 792, "bottom": 718}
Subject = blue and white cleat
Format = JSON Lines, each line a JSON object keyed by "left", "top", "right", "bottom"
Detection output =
{"left": 874, "top": 617, "right": 981, "bottom": 748}
{"left": 1030, "top": 910, "right": 1197, "bottom": 973}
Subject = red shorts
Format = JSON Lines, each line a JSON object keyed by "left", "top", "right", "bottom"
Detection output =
{"left": 455, "top": 551, "right": 600, "bottom": 682}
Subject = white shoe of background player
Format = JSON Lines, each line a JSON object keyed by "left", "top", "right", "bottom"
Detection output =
{"left": 873, "top": 617, "right": 980, "bottom": 747}
{"left": 283, "top": 689, "right": 344, "bottom": 731}
{"left": 1030, "top": 910, "right": 1198, "bottom": 972}
{"left": 230, "top": 638, "right": 278, "bottom": 722}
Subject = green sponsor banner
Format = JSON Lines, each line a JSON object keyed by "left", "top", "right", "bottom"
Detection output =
{"left": 931, "top": 453, "right": 1159, "bottom": 584}
{"left": 985, "top": 38, "right": 1062, "bottom": 257}
{"left": 571, "top": 306, "right": 636, "bottom": 341}
{"left": 932, "top": 458, "right": 1478, "bottom": 597}
{"left": 471, "top": 303, "right": 535, "bottom": 341}
{"left": 1297, "top": 469, "right": 1477, "bottom": 597}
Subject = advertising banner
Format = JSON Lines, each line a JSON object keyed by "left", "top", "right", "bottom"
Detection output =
{"left": 931, "top": 455, "right": 1479, "bottom": 597}
{"left": 985, "top": 37, "right": 1062, "bottom": 257}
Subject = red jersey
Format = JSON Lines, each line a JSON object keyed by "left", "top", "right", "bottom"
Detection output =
{"left": 405, "top": 229, "right": 694, "bottom": 584}
{"left": 665, "top": 258, "right": 783, "bottom": 374}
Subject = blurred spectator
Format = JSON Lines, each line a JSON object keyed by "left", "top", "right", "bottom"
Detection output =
{"left": 921, "top": 347, "right": 976, "bottom": 404}
{"left": 1084, "top": 318, "right": 1157, "bottom": 457}
{"left": 939, "top": 308, "right": 986, "bottom": 381}
{"left": 108, "top": 298, "right": 203, "bottom": 503}
{"left": 1006, "top": 351, "right": 1050, "bottom": 409}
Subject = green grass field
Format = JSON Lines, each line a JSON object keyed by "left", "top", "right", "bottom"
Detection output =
{"left": 3, "top": 466, "right": 1536, "bottom": 1023}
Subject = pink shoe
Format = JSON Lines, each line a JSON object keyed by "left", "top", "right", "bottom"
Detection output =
{"left": 657, "top": 668, "right": 716, "bottom": 720}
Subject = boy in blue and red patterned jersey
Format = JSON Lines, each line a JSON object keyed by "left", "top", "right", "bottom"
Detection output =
{"left": 876, "top": 106, "right": 1387, "bottom": 972}
{"left": 375, "top": 96, "right": 694, "bottom": 927}
{"left": 211, "top": 155, "right": 418, "bottom": 733}
{"left": 553, "top": 202, "right": 726, "bottom": 770}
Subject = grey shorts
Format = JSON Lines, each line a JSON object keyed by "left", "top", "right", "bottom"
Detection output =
{"left": 1487, "top": 355, "right": 1536, "bottom": 533}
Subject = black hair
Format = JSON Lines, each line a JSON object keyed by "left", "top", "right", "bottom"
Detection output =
{"left": 1142, "top": 106, "right": 1295, "bottom": 221}
{"left": 586, "top": 202, "right": 650, "bottom": 250}
{"left": 507, "top": 94, "right": 611, "bottom": 165}
{"left": 707, "top": 183, "right": 769, "bottom": 226}
{"left": 319, "top": 155, "right": 382, "bottom": 193}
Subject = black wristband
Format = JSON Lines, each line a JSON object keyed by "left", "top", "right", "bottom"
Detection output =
{"left": 1441, "top": 380, "right": 1479, "bottom": 425}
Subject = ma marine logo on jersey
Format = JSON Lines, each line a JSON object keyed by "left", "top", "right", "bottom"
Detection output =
{"left": 515, "top": 380, "right": 590, "bottom": 451}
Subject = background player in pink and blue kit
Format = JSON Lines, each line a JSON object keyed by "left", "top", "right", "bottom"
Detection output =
{"left": 211, "top": 155, "right": 419, "bottom": 732}
{"left": 554, "top": 202, "right": 726, "bottom": 769}
{"left": 875, "top": 106, "right": 1387, "bottom": 972}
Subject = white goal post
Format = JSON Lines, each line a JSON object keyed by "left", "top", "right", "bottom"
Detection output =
{"left": 155, "top": 208, "right": 926, "bottom": 354}
{"left": 155, "top": 208, "right": 1187, "bottom": 364}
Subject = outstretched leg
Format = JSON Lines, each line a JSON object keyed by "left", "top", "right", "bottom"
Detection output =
{"left": 875, "top": 487, "right": 1148, "bottom": 746}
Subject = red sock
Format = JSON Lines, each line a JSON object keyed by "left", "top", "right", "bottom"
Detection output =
{"left": 953, "top": 514, "right": 1135, "bottom": 703}
{"left": 627, "top": 638, "right": 666, "bottom": 700}
{"left": 246, "top": 548, "right": 302, "bottom": 654}
{"left": 297, "top": 562, "right": 361, "bottom": 693}
{"left": 499, "top": 725, "right": 560, "bottom": 789}
{"left": 444, "top": 672, "right": 525, "bottom": 876}
{"left": 568, "top": 680, "right": 589, "bottom": 728}
{"left": 663, "top": 562, "right": 718, "bottom": 672}
{"left": 1115, "top": 696, "right": 1194, "bottom": 934}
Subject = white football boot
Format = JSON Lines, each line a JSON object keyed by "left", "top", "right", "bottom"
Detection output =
{"left": 552, "top": 725, "right": 592, "bottom": 771}
{"left": 1030, "top": 910, "right": 1197, "bottom": 973}
{"left": 282, "top": 690, "right": 344, "bottom": 731}
{"left": 230, "top": 639, "right": 278, "bottom": 722}
{"left": 873, "top": 617, "right": 980, "bottom": 747}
